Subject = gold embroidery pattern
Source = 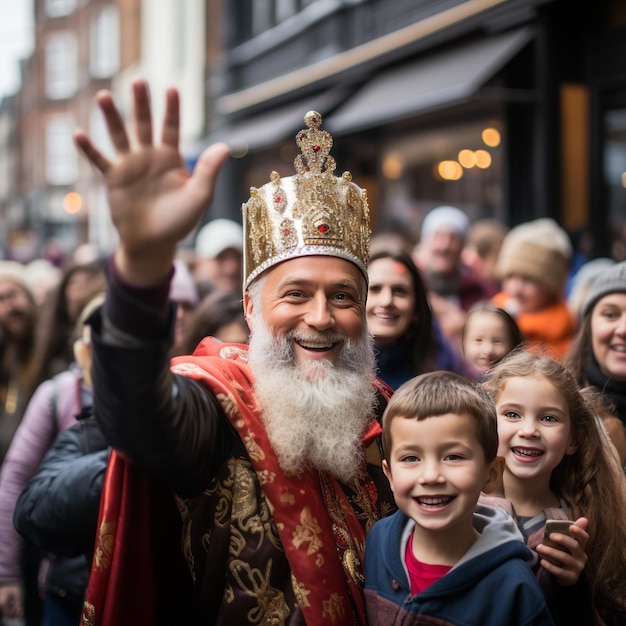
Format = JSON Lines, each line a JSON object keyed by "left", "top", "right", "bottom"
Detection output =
{"left": 318, "top": 471, "right": 380, "bottom": 589}
{"left": 242, "top": 432, "right": 265, "bottom": 463}
{"left": 245, "top": 190, "right": 273, "bottom": 269}
{"left": 346, "top": 474, "right": 380, "bottom": 532}
{"left": 186, "top": 457, "right": 283, "bottom": 576}
{"left": 81, "top": 601, "right": 95, "bottom": 626}
{"left": 174, "top": 494, "right": 196, "bottom": 584}
{"left": 256, "top": 468, "right": 276, "bottom": 485}
{"left": 94, "top": 519, "right": 116, "bottom": 571}
{"left": 322, "top": 592, "right": 346, "bottom": 622}
{"left": 215, "top": 392, "right": 239, "bottom": 420}
{"left": 292, "top": 506, "right": 324, "bottom": 557}
{"left": 342, "top": 548, "right": 362, "bottom": 587}
{"left": 292, "top": 574, "right": 311, "bottom": 609}
{"left": 231, "top": 461, "right": 270, "bottom": 549}
{"left": 230, "top": 559, "right": 290, "bottom": 624}
{"left": 280, "top": 491, "right": 296, "bottom": 505}
{"left": 241, "top": 110, "right": 370, "bottom": 290}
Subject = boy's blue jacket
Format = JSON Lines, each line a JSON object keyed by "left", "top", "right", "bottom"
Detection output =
{"left": 364, "top": 503, "right": 555, "bottom": 625}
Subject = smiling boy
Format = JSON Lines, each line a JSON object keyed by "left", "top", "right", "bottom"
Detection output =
{"left": 364, "top": 371, "right": 555, "bottom": 625}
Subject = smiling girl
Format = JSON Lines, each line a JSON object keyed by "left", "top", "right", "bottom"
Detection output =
{"left": 482, "top": 350, "right": 626, "bottom": 624}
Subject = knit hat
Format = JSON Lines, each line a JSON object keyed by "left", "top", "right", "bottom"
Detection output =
{"left": 420, "top": 206, "right": 470, "bottom": 241}
{"left": 195, "top": 219, "right": 243, "bottom": 260}
{"left": 0, "top": 260, "right": 31, "bottom": 293}
{"left": 580, "top": 260, "right": 626, "bottom": 318}
{"left": 496, "top": 218, "right": 572, "bottom": 297}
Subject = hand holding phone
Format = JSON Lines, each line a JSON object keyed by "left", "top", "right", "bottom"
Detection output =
{"left": 543, "top": 519, "right": 575, "bottom": 552}
{"left": 538, "top": 517, "right": 589, "bottom": 587}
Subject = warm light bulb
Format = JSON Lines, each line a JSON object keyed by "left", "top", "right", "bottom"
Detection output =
{"left": 62, "top": 192, "right": 82, "bottom": 214}
{"left": 382, "top": 154, "right": 404, "bottom": 179}
{"left": 438, "top": 160, "right": 463, "bottom": 180}
{"left": 458, "top": 149, "right": 476, "bottom": 168}
{"left": 474, "top": 150, "right": 492, "bottom": 169}
{"left": 482, "top": 127, "right": 501, "bottom": 147}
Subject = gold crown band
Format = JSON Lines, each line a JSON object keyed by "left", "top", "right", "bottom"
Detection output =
{"left": 242, "top": 111, "right": 371, "bottom": 291}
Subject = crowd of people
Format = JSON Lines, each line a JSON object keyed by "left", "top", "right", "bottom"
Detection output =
{"left": 0, "top": 79, "right": 625, "bottom": 626}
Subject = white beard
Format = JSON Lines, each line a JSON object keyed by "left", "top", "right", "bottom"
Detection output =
{"left": 246, "top": 303, "right": 377, "bottom": 484}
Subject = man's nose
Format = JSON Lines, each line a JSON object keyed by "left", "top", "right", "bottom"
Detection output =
{"left": 304, "top": 295, "right": 334, "bottom": 330}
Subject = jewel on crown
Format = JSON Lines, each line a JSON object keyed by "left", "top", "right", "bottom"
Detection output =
{"left": 242, "top": 110, "right": 371, "bottom": 291}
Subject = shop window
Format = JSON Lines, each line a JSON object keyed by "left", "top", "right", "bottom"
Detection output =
{"left": 245, "top": 0, "right": 321, "bottom": 38}
{"left": 378, "top": 118, "right": 506, "bottom": 236}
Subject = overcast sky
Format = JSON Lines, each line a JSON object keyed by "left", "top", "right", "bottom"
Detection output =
{"left": 0, "top": 0, "right": 34, "bottom": 100}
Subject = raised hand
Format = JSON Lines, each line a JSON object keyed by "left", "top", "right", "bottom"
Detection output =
{"left": 74, "top": 80, "right": 230, "bottom": 285}
{"left": 537, "top": 516, "right": 589, "bottom": 586}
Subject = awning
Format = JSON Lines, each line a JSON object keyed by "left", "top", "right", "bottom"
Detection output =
{"left": 326, "top": 28, "right": 533, "bottom": 135}
{"left": 202, "top": 88, "right": 350, "bottom": 155}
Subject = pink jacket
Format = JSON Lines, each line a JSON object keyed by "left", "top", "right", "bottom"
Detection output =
{"left": 0, "top": 369, "right": 87, "bottom": 584}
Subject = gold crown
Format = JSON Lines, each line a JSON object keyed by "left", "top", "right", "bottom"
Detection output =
{"left": 242, "top": 111, "right": 371, "bottom": 291}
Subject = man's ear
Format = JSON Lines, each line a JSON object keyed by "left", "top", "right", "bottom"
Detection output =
{"left": 482, "top": 456, "right": 505, "bottom": 494}
{"left": 243, "top": 293, "right": 253, "bottom": 331}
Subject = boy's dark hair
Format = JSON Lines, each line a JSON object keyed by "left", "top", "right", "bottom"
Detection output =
{"left": 382, "top": 371, "right": 498, "bottom": 462}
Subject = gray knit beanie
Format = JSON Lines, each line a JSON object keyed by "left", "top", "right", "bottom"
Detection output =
{"left": 581, "top": 260, "right": 626, "bottom": 318}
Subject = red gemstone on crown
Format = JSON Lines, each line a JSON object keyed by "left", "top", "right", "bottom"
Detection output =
{"left": 313, "top": 145, "right": 320, "bottom": 152}
{"left": 318, "top": 224, "right": 328, "bottom": 234}
{"left": 275, "top": 196, "right": 282, "bottom": 203}
{"left": 283, "top": 229, "right": 290, "bottom": 236}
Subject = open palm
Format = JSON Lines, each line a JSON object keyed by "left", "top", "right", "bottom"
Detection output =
{"left": 74, "top": 81, "right": 230, "bottom": 282}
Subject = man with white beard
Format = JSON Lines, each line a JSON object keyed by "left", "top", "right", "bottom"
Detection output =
{"left": 74, "top": 81, "right": 396, "bottom": 626}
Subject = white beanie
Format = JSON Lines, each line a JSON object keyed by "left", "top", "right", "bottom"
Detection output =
{"left": 421, "top": 206, "right": 470, "bottom": 241}
{"left": 0, "top": 260, "right": 32, "bottom": 294}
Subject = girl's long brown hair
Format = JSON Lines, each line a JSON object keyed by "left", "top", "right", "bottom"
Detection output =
{"left": 485, "top": 350, "right": 626, "bottom": 614}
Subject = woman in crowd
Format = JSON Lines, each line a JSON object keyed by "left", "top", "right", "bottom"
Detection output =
{"left": 564, "top": 261, "right": 626, "bottom": 426}
{"left": 366, "top": 249, "right": 475, "bottom": 389}
{"left": 0, "top": 294, "right": 103, "bottom": 626}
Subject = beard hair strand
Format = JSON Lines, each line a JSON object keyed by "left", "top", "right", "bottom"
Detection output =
{"left": 246, "top": 298, "right": 377, "bottom": 484}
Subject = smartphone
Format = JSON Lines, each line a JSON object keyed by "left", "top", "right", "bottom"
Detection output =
{"left": 543, "top": 519, "right": 574, "bottom": 552}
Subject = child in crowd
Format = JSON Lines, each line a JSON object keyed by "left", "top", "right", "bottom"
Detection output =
{"left": 461, "top": 302, "right": 524, "bottom": 376}
{"left": 492, "top": 218, "right": 576, "bottom": 358}
{"left": 365, "top": 371, "right": 554, "bottom": 625}
{"left": 481, "top": 350, "right": 626, "bottom": 624}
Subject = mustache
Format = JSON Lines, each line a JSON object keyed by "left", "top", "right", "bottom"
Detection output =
{"left": 288, "top": 329, "right": 348, "bottom": 344}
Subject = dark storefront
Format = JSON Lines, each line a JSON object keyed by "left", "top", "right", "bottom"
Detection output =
{"left": 204, "top": 0, "right": 626, "bottom": 258}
